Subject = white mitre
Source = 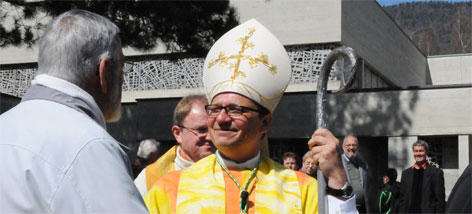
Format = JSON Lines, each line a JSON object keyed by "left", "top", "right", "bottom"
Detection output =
{"left": 203, "top": 19, "right": 291, "bottom": 112}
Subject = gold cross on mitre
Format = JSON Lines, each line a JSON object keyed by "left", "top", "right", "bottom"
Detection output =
{"left": 207, "top": 27, "right": 278, "bottom": 81}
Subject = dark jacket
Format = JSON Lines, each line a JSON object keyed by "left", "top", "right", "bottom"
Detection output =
{"left": 378, "top": 181, "right": 400, "bottom": 214}
{"left": 397, "top": 164, "right": 446, "bottom": 213}
{"left": 446, "top": 164, "right": 471, "bottom": 213}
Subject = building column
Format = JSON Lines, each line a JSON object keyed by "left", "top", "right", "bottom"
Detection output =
{"left": 458, "top": 135, "right": 470, "bottom": 173}
{"left": 388, "top": 136, "right": 418, "bottom": 181}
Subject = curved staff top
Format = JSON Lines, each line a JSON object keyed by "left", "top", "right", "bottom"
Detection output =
{"left": 316, "top": 46, "right": 358, "bottom": 213}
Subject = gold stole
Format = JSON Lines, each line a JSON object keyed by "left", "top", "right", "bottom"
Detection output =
{"left": 145, "top": 145, "right": 177, "bottom": 189}
{"left": 177, "top": 154, "right": 303, "bottom": 213}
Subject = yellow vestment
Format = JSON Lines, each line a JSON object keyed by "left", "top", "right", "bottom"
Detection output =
{"left": 145, "top": 145, "right": 177, "bottom": 189}
{"left": 145, "top": 154, "right": 318, "bottom": 213}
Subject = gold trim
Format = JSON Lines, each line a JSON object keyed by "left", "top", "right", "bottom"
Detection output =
{"left": 207, "top": 27, "right": 278, "bottom": 81}
{"left": 207, "top": 80, "right": 286, "bottom": 110}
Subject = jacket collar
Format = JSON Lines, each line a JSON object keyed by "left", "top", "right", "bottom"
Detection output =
{"left": 412, "top": 162, "right": 427, "bottom": 170}
{"left": 22, "top": 74, "right": 106, "bottom": 128}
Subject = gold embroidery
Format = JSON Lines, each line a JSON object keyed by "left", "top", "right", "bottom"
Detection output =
{"left": 207, "top": 80, "right": 285, "bottom": 111}
{"left": 208, "top": 27, "right": 278, "bottom": 81}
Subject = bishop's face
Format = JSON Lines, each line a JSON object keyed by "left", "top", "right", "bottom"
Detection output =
{"left": 207, "top": 93, "right": 271, "bottom": 162}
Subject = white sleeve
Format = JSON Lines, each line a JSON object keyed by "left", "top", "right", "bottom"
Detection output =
{"left": 50, "top": 139, "right": 149, "bottom": 213}
{"left": 134, "top": 168, "right": 148, "bottom": 198}
{"left": 327, "top": 195, "right": 358, "bottom": 214}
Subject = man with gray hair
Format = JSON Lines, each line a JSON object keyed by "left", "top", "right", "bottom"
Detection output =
{"left": 137, "top": 139, "right": 161, "bottom": 163}
{"left": 0, "top": 10, "right": 147, "bottom": 212}
{"left": 342, "top": 135, "right": 370, "bottom": 213}
{"left": 397, "top": 140, "right": 445, "bottom": 213}
{"left": 133, "top": 139, "right": 161, "bottom": 177}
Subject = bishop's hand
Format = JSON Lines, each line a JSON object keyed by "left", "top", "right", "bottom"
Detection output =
{"left": 307, "top": 128, "right": 347, "bottom": 189}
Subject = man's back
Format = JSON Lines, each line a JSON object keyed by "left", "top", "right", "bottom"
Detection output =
{"left": 0, "top": 99, "right": 146, "bottom": 212}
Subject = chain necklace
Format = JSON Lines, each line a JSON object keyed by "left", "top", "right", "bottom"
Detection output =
{"left": 216, "top": 155, "right": 261, "bottom": 214}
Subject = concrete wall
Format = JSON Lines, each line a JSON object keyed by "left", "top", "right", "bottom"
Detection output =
{"left": 2, "top": 0, "right": 432, "bottom": 92}
{"left": 326, "top": 87, "right": 472, "bottom": 137}
{"left": 121, "top": 86, "right": 472, "bottom": 139}
{"left": 428, "top": 54, "right": 472, "bottom": 85}
{"left": 341, "top": 0, "right": 431, "bottom": 87}
{"left": 443, "top": 135, "right": 470, "bottom": 198}
{"left": 231, "top": 0, "right": 342, "bottom": 45}
{"left": 388, "top": 136, "right": 418, "bottom": 177}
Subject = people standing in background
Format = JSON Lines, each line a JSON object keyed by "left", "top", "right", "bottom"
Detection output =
{"left": 299, "top": 151, "right": 316, "bottom": 178}
{"left": 397, "top": 140, "right": 445, "bottom": 213}
{"left": 378, "top": 168, "right": 401, "bottom": 214}
{"left": 132, "top": 139, "right": 161, "bottom": 178}
{"left": 342, "top": 135, "right": 370, "bottom": 213}
{"left": 282, "top": 151, "right": 299, "bottom": 170}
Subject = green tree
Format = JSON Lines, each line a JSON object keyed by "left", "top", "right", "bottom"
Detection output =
{"left": 383, "top": 1, "right": 471, "bottom": 55}
{"left": 0, "top": 0, "right": 239, "bottom": 56}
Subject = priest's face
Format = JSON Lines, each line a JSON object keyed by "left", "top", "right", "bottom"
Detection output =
{"left": 173, "top": 101, "right": 215, "bottom": 162}
{"left": 207, "top": 93, "right": 271, "bottom": 162}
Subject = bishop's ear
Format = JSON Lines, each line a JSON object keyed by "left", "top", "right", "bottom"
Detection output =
{"left": 260, "top": 113, "right": 272, "bottom": 134}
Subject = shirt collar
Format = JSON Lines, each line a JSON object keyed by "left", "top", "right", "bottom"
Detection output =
{"left": 413, "top": 162, "right": 427, "bottom": 170}
{"left": 342, "top": 153, "right": 350, "bottom": 162}
{"left": 216, "top": 150, "right": 261, "bottom": 169}
{"left": 174, "top": 146, "right": 194, "bottom": 170}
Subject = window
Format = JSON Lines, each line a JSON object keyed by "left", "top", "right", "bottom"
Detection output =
{"left": 418, "top": 135, "right": 458, "bottom": 169}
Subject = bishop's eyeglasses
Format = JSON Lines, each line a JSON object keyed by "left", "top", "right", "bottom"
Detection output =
{"left": 204, "top": 104, "right": 263, "bottom": 117}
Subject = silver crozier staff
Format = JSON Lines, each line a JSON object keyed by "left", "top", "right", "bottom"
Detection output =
{"left": 315, "top": 46, "right": 358, "bottom": 213}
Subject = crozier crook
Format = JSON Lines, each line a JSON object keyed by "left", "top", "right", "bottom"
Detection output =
{"left": 315, "top": 46, "right": 358, "bottom": 213}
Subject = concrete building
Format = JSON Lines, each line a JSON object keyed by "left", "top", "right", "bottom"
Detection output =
{"left": 1, "top": 0, "right": 470, "bottom": 210}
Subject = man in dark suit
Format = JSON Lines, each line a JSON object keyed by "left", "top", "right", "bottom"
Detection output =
{"left": 397, "top": 140, "right": 446, "bottom": 213}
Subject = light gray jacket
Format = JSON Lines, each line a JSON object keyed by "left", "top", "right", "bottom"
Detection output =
{"left": 342, "top": 154, "right": 370, "bottom": 213}
{"left": 0, "top": 75, "right": 147, "bottom": 213}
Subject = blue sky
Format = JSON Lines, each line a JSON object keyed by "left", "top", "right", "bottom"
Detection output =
{"left": 377, "top": 0, "right": 471, "bottom": 6}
